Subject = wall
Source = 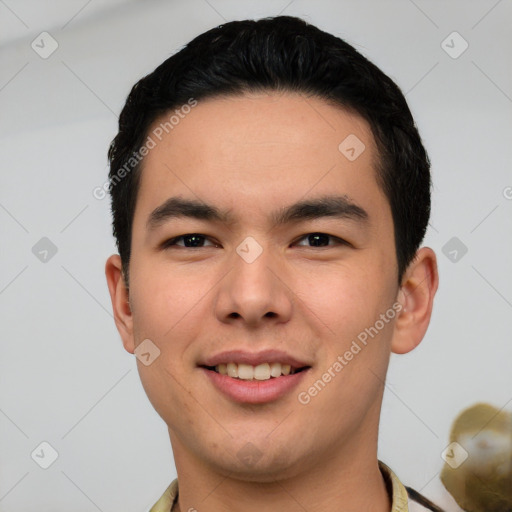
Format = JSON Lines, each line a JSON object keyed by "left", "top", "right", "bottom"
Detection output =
{"left": 1, "top": 0, "right": 511, "bottom": 510}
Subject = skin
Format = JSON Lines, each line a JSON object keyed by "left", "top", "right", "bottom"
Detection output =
{"left": 106, "top": 91, "right": 439, "bottom": 512}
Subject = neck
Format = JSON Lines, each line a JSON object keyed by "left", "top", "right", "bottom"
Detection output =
{"left": 169, "top": 425, "right": 392, "bottom": 512}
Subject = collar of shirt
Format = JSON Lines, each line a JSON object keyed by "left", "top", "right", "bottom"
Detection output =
{"left": 149, "top": 460, "right": 417, "bottom": 512}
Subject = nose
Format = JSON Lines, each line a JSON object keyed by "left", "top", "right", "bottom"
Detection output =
{"left": 213, "top": 239, "right": 293, "bottom": 328}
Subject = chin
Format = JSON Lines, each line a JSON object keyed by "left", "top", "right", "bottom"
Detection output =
{"left": 203, "top": 440, "right": 311, "bottom": 483}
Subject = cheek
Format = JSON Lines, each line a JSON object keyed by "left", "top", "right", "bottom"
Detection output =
{"left": 296, "top": 261, "right": 396, "bottom": 379}
{"left": 129, "top": 258, "right": 205, "bottom": 338}
{"left": 128, "top": 260, "right": 210, "bottom": 400}
{"left": 296, "top": 263, "right": 378, "bottom": 332}
{"left": 136, "top": 358, "right": 198, "bottom": 436}
{"left": 129, "top": 280, "right": 198, "bottom": 422}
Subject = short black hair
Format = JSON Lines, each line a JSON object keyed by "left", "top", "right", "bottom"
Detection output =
{"left": 108, "top": 15, "right": 431, "bottom": 287}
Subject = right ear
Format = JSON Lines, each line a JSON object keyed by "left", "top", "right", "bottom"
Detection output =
{"left": 105, "top": 254, "right": 135, "bottom": 354}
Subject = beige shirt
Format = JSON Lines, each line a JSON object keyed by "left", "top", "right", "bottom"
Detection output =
{"left": 149, "top": 460, "right": 422, "bottom": 512}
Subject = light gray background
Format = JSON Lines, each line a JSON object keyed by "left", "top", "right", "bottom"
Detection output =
{"left": 1, "top": 0, "right": 511, "bottom": 510}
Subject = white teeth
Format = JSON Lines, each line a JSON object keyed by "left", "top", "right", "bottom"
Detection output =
{"left": 213, "top": 362, "right": 301, "bottom": 380}
{"left": 269, "top": 362, "right": 282, "bottom": 378}
{"left": 237, "top": 364, "right": 254, "bottom": 380}
{"left": 227, "top": 362, "right": 238, "bottom": 378}
{"left": 254, "top": 363, "right": 270, "bottom": 380}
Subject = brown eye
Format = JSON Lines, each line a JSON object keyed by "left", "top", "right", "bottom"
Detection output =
{"left": 162, "top": 234, "right": 218, "bottom": 248}
{"left": 294, "top": 233, "right": 348, "bottom": 247}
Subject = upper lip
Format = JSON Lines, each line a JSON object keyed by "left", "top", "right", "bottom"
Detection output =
{"left": 199, "top": 349, "right": 312, "bottom": 369}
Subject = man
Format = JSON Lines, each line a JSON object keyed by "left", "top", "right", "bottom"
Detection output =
{"left": 105, "top": 16, "right": 440, "bottom": 512}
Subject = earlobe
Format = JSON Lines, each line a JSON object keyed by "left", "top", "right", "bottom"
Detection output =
{"left": 105, "top": 254, "right": 135, "bottom": 354}
{"left": 391, "top": 247, "right": 439, "bottom": 355}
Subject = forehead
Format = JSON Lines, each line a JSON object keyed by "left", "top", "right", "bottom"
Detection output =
{"left": 133, "top": 91, "right": 388, "bottom": 229}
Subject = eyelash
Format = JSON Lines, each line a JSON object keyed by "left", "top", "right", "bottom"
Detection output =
{"left": 161, "top": 233, "right": 350, "bottom": 249}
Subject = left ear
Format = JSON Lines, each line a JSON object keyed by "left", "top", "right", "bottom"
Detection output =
{"left": 391, "top": 247, "right": 439, "bottom": 354}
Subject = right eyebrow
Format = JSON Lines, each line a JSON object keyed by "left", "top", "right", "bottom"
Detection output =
{"left": 146, "top": 197, "right": 233, "bottom": 231}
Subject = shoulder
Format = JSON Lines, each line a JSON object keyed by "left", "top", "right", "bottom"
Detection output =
{"left": 379, "top": 460, "right": 448, "bottom": 512}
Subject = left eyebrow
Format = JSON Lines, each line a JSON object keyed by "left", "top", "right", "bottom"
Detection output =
{"left": 270, "top": 195, "right": 369, "bottom": 227}
{"left": 146, "top": 194, "right": 369, "bottom": 231}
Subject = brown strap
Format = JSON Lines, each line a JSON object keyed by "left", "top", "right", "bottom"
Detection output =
{"left": 405, "top": 486, "right": 446, "bottom": 512}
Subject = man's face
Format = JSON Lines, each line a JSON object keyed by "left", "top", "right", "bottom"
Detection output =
{"left": 125, "top": 92, "right": 401, "bottom": 480}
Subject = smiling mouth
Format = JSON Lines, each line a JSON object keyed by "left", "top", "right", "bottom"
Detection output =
{"left": 201, "top": 362, "right": 310, "bottom": 381}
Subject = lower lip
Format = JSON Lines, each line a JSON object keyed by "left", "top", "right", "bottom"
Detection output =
{"left": 201, "top": 367, "right": 310, "bottom": 404}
